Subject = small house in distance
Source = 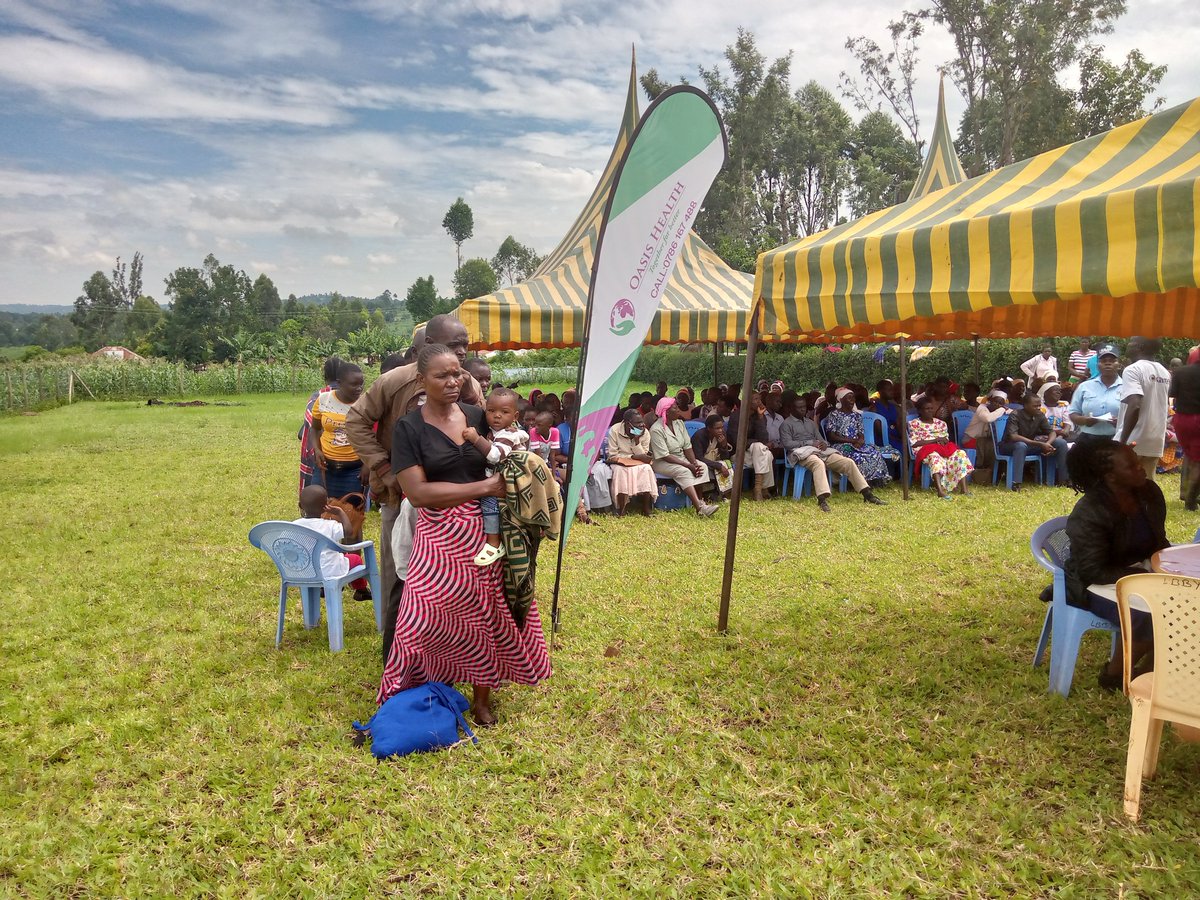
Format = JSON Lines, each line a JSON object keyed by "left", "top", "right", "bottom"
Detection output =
{"left": 91, "top": 346, "right": 144, "bottom": 361}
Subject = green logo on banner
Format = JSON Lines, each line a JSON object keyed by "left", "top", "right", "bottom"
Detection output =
{"left": 609, "top": 298, "right": 636, "bottom": 336}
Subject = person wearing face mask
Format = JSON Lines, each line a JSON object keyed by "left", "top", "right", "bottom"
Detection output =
{"left": 605, "top": 409, "right": 657, "bottom": 516}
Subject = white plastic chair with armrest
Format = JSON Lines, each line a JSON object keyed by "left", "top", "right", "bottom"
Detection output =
{"left": 1116, "top": 573, "right": 1200, "bottom": 820}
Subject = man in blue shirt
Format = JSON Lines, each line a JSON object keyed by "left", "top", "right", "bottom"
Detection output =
{"left": 1069, "top": 344, "right": 1122, "bottom": 446}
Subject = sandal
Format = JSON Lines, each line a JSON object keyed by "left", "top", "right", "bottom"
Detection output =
{"left": 473, "top": 543, "right": 506, "bottom": 567}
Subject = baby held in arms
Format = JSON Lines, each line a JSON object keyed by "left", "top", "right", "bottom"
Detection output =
{"left": 462, "top": 388, "right": 528, "bottom": 567}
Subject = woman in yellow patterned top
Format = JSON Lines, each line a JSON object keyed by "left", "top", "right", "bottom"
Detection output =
{"left": 310, "top": 362, "right": 367, "bottom": 499}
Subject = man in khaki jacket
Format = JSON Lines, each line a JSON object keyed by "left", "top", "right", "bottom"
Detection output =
{"left": 345, "top": 314, "right": 482, "bottom": 661}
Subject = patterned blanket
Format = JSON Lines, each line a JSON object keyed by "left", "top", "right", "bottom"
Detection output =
{"left": 497, "top": 450, "right": 562, "bottom": 629}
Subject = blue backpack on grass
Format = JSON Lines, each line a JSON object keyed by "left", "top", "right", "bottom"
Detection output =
{"left": 353, "top": 683, "right": 477, "bottom": 759}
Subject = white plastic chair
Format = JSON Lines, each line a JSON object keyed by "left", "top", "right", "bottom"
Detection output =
{"left": 1115, "top": 573, "right": 1200, "bottom": 820}
{"left": 249, "top": 521, "right": 382, "bottom": 653}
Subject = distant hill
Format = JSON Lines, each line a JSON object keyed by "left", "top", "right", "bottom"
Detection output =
{"left": 296, "top": 293, "right": 377, "bottom": 306}
{"left": 0, "top": 304, "right": 72, "bottom": 316}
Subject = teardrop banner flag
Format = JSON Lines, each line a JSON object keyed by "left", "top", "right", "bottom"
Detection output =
{"left": 550, "top": 86, "right": 727, "bottom": 627}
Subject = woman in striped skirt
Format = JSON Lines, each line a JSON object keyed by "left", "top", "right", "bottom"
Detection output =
{"left": 377, "top": 344, "right": 551, "bottom": 725}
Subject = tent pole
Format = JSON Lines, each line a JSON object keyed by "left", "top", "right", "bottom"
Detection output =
{"left": 718, "top": 317, "right": 759, "bottom": 633}
{"left": 899, "top": 336, "right": 910, "bottom": 501}
{"left": 973, "top": 335, "right": 981, "bottom": 385}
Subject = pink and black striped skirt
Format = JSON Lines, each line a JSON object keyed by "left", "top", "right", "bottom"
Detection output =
{"left": 377, "top": 502, "right": 551, "bottom": 705}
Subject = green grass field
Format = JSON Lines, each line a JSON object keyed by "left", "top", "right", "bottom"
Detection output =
{"left": 3, "top": 395, "right": 1199, "bottom": 896}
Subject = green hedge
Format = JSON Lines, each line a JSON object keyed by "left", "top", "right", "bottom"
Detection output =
{"left": 633, "top": 337, "right": 1198, "bottom": 393}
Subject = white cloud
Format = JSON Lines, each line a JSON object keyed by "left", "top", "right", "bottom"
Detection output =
{"left": 0, "top": 34, "right": 419, "bottom": 126}
{"left": 2, "top": 0, "right": 1195, "bottom": 309}
{"left": 151, "top": 0, "right": 339, "bottom": 63}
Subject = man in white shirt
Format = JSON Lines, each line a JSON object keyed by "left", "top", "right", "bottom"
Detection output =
{"left": 1117, "top": 336, "right": 1172, "bottom": 478}
{"left": 1020, "top": 345, "right": 1058, "bottom": 381}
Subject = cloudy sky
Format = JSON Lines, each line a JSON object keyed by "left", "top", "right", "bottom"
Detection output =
{"left": 1, "top": 0, "right": 1195, "bottom": 309}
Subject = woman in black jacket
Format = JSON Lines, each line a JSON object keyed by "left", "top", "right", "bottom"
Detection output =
{"left": 1063, "top": 440, "right": 1169, "bottom": 690}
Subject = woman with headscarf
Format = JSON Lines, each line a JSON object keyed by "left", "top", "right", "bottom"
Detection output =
{"left": 649, "top": 398, "right": 718, "bottom": 516}
{"left": 654, "top": 395, "right": 678, "bottom": 429}
{"left": 908, "top": 397, "right": 974, "bottom": 498}
{"left": 824, "top": 387, "right": 895, "bottom": 485}
{"left": 1038, "top": 382, "right": 1074, "bottom": 441}
{"left": 606, "top": 409, "right": 657, "bottom": 516}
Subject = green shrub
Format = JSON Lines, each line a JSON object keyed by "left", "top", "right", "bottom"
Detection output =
{"left": 633, "top": 336, "right": 1198, "bottom": 392}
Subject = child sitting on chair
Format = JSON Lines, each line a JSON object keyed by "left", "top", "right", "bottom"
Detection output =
{"left": 463, "top": 388, "right": 528, "bottom": 567}
{"left": 293, "top": 484, "right": 372, "bottom": 601}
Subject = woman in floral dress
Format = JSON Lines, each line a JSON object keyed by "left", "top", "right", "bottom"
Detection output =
{"left": 908, "top": 397, "right": 974, "bottom": 498}
{"left": 825, "top": 388, "right": 896, "bottom": 485}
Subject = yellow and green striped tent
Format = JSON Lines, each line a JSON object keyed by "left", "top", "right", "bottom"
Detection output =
{"left": 754, "top": 97, "right": 1200, "bottom": 342}
{"left": 908, "top": 76, "right": 966, "bottom": 200}
{"left": 450, "top": 57, "right": 754, "bottom": 350}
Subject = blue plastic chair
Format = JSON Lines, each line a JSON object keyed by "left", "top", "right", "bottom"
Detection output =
{"left": 558, "top": 422, "right": 571, "bottom": 458}
{"left": 859, "top": 410, "right": 888, "bottom": 448}
{"left": 249, "top": 521, "right": 382, "bottom": 653}
{"left": 683, "top": 419, "right": 706, "bottom": 438}
{"left": 861, "top": 409, "right": 902, "bottom": 480}
{"left": 992, "top": 414, "right": 1045, "bottom": 489}
{"left": 782, "top": 458, "right": 813, "bottom": 499}
{"left": 1030, "top": 516, "right": 1119, "bottom": 697}
{"left": 951, "top": 409, "right": 974, "bottom": 445}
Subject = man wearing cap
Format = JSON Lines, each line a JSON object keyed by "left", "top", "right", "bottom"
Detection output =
{"left": 1069, "top": 344, "right": 1123, "bottom": 447}
{"left": 1116, "top": 336, "right": 1172, "bottom": 478}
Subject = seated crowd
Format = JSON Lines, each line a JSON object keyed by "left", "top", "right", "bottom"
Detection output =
{"left": 301, "top": 335, "right": 1198, "bottom": 525}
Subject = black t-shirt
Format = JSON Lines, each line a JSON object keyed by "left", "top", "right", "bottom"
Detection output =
{"left": 1171, "top": 364, "right": 1200, "bottom": 415}
{"left": 391, "top": 403, "right": 488, "bottom": 484}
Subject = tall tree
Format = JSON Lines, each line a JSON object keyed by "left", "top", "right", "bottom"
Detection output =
{"left": 841, "top": 17, "right": 924, "bottom": 150}
{"left": 919, "top": 0, "right": 1135, "bottom": 168}
{"left": 161, "top": 254, "right": 253, "bottom": 363}
{"left": 71, "top": 270, "right": 126, "bottom": 349}
{"left": 491, "top": 236, "right": 542, "bottom": 286}
{"left": 1075, "top": 46, "right": 1166, "bottom": 137}
{"left": 442, "top": 197, "right": 474, "bottom": 272}
{"left": 785, "top": 81, "right": 854, "bottom": 239}
{"left": 247, "top": 273, "right": 282, "bottom": 332}
{"left": 404, "top": 275, "right": 439, "bottom": 323}
{"left": 847, "top": 2, "right": 1163, "bottom": 174}
{"left": 161, "top": 265, "right": 216, "bottom": 363}
{"left": 110, "top": 252, "right": 144, "bottom": 309}
{"left": 847, "top": 110, "right": 921, "bottom": 216}
{"left": 453, "top": 258, "right": 498, "bottom": 301}
{"left": 126, "top": 295, "right": 164, "bottom": 342}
